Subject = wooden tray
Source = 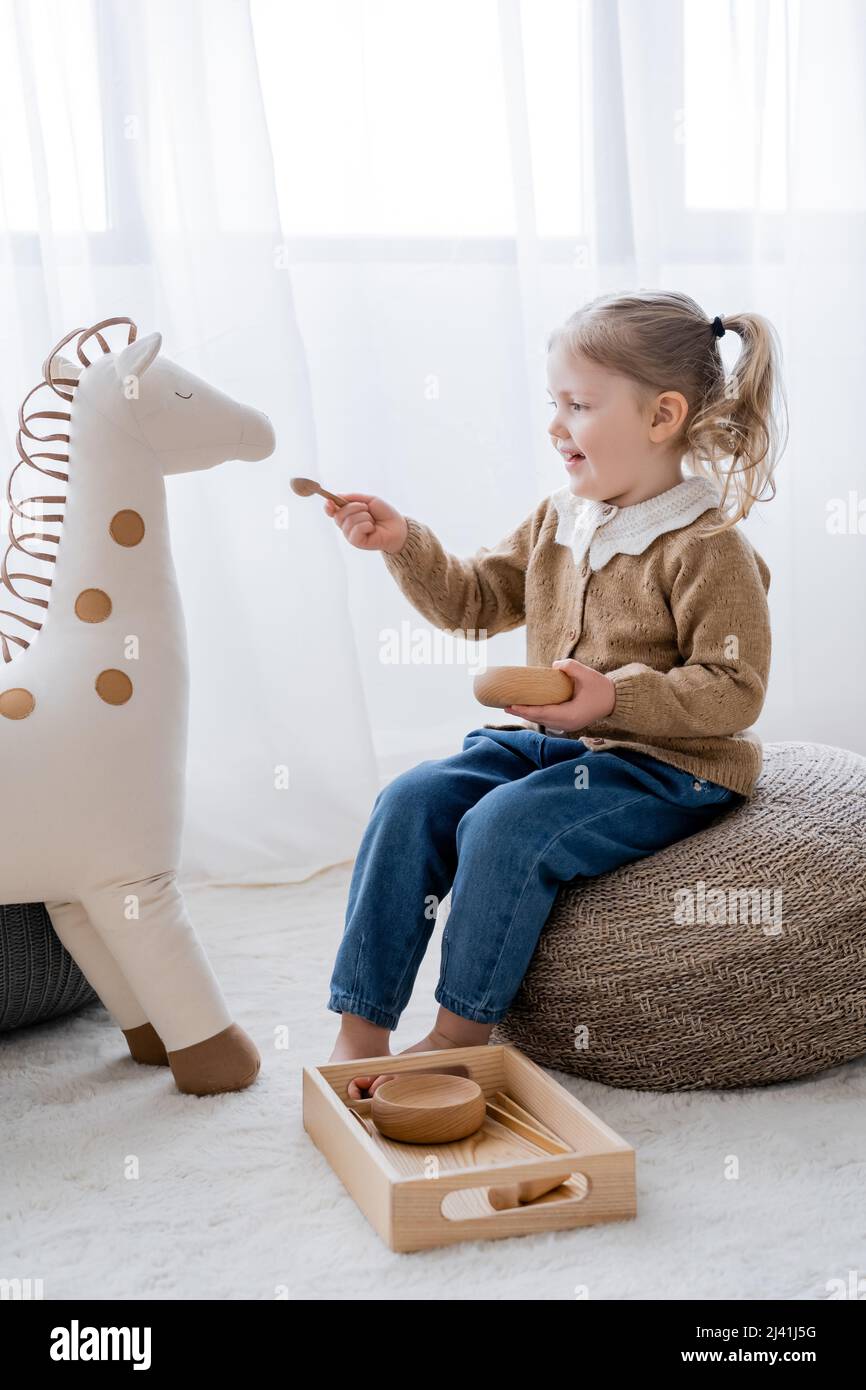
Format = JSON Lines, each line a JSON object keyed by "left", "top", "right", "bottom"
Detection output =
{"left": 302, "top": 1043, "right": 636, "bottom": 1252}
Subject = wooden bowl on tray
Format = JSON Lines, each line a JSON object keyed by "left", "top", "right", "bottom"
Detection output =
{"left": 370, "top": 1073, "right": 486, "bottom": 1144}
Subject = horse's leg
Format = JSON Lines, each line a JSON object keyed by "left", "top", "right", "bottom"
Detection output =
{"left": 44, "top": 899, "right": 167, "bottom": 1064}
{"left": 80, "top": 871, "right": 260, "bottom": 1095}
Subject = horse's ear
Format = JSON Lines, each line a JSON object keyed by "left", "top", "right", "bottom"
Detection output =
{"left": 115, "top": 331, "right": 162, "bottom": 384}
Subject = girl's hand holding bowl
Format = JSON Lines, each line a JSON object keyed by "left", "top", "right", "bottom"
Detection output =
{"left": 504, "top": 658, "right": 617, "bottom": 734}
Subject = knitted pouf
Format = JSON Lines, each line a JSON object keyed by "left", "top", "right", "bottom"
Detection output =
{"left": 490, "top": 742, "right": 866, "bottom": 1090}
{"left": 0, "top": 902, "right": 98, "bottom": 1032}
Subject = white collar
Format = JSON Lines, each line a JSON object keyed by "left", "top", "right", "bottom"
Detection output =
{"left": 552, "top": 474, "right": 724, "bottom": 571}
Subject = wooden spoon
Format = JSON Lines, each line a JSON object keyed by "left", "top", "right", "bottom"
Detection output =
{"left": 486, "top": 1096, "right": 575, "bottom": 1209}
{"left": 290, "top": 476, "right": 349, "bottom": 508}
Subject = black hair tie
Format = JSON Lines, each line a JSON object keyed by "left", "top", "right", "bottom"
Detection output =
{"left": 711, "top": 315, "right": 726, "bottom": 338}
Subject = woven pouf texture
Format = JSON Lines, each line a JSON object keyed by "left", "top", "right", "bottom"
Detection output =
{"left": 490, "top": 742, "right": 866, "bottom": 1090}
{"left": 0, "top": 902, "right": 98, "bottom": 1031}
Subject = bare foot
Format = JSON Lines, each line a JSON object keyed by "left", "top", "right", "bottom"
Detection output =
{"left": 330, "top": 1008, "right": 494, "bottom": 1100}
{"left": 329, "top": 1014, "right": 392, "bottom": 1100}
{"left": 398, "top": 1024, "right": 471, "bottom": 1058}
{"left": 402, "top": 1007, "right": 494, "bottom": 1057}
{"left": 353, "top": 1012, "right": 495, "bottom": 1098}
{"left": 331, "top": 1028, "right": 458, "bottom": 1102}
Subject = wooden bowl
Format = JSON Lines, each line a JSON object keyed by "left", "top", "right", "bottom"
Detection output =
{"left": 370, "top": 1073, "right": 486, "bottom": 1144}
{"left": 473, "top": 665, "right": 573, "bottom": 709}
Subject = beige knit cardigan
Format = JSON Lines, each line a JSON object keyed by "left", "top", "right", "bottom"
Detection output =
{"left": 382, "top": 483, "right": 772, "bottom": 799}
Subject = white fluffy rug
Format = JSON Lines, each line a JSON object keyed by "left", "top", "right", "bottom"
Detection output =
{"left": 2, "top": 864, "right": 864, "bottom": 1300}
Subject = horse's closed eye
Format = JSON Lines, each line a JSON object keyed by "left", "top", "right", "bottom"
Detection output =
{"left": 175, "top": 391, "right": 193, "bottom": 399}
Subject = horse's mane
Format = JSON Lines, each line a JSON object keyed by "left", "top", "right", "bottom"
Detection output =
{"left": 1, "top": 316, "right": 138, "bottom": 663}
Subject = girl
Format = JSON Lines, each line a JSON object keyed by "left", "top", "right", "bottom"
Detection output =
{"left": 323, "top": 289, "right": 787, "bottom": 1098}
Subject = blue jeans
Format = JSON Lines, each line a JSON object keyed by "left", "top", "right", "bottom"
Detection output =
{"left": 327, "top": 726, "right": 745, "bottom": 1030}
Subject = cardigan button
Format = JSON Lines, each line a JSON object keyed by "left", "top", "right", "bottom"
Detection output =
{"left": 589, "top": 737, "right": 605, "bottom": 745}
{"left": 601, "top": 504, "right": 615, "bottom": 517}
{"left": 567, "top": 627, "right": 576, "bottom": 641}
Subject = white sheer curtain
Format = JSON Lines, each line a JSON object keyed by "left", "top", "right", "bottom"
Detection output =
{"left": 257, "top": 0, "right": 866, "bottom": 780}
{"left": 1, "top": 0, "right": 864, "bottom": 887}
{"left": 0, "top": 0, "right": 380, "bottom": 886}
{"left": 252, "top": 0, "right": 866, "bottom": 785}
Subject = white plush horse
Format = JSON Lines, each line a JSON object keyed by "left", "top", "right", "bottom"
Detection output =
{"left": 0, "top": 317, "right": 275, "bottom": 1095}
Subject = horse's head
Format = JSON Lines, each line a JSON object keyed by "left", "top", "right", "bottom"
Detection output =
{"left": 54, "top": 330, "right": 275, "bottom": 473}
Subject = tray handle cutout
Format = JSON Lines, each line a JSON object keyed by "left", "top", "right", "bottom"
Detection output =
{"left": 394, "top": 1153, "right": 598, "bottom": 1245}
{"left": 444, "top": 1170, "right": 590, "bottom": 1221}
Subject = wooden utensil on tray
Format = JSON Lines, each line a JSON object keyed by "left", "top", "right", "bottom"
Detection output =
{"left": 487, "top": 1092, "right": 575, "bottom": 1208}
{"left": 370, "top": 1073, "right": 487, "bottom": 1144}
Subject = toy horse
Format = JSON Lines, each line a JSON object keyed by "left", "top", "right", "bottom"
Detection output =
{"left": 0, "top": 317, "right": 275, "bottom": 1095}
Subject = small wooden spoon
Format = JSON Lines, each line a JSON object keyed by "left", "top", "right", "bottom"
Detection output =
{"left": 486, "top": 1102, "right": 574, "bottom": 1209}
{"left": 290, "top": 476, "right": 349, "bottom": 508}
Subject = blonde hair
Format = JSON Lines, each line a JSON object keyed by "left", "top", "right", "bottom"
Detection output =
{"left": 547, "top": 289, "right": 788, "bottom": 536}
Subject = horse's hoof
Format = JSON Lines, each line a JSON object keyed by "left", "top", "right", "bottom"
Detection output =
{"left": 168, "top": 1023, "right": 261, "bottom": 1096}
{"left": 123, "top": 1021, "right": 169, "bottom": 1066}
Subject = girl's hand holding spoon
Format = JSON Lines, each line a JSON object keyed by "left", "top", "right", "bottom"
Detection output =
{"left": 324, "top": 493, "right": 409, "bottom": 555}
{"left": 291, "top": 476, "right": 409, "bottom": 555}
